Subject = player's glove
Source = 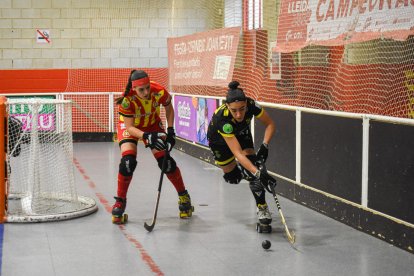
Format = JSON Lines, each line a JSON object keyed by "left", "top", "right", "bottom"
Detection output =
{"left": 256, "top": 143, "right": 269, "bottom": 163}
{"left": 166, "top": 127, "right": 176, "bottom": 151}
{"left": 143, "top": 132, "right": 167, "bottom": 151}
{"left": 254, "top": 164, "right": 277, "bottom": 193}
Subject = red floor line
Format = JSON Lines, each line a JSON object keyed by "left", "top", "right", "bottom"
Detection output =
{"left": 73, "top": 157, "right": 164, "bottom": 276}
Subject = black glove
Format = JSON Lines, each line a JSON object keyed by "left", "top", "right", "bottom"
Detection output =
{"left": 166, "top": 127, "right": 176, "bottom": 150}
{"left": 143, "top": 132, "right": 167, "bottom": 151}
{"left": 255, "top": 165, "right": 277, "bottom": 193}
{"left": 256, "top": 143, "right": 269, "bottom": 164}
{"left": 223, "top": 165, "right": 243, "bottom": 184}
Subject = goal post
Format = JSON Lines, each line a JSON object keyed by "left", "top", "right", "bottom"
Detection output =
{"left": 0, "top": 96, "right": 6, "bottom": 222}
{"left": 1, "top": 97, "right": 98, "bottom": 223}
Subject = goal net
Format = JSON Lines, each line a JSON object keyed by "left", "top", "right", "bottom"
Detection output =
{"left": 4, "top": 98, "right": 98, "bottom": 222}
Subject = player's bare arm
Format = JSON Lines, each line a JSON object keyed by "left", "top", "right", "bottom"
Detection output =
{"left": 257, "top": 110, "right": 275, "bottom": 144}
{"left": 123, "top": 116, "right": 145, "bottom": 139}
{"left": 223, "top": 135, "right": 258, "bottom": 175}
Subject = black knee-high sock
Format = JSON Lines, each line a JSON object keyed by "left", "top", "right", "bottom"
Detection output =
{"left": 249, "top": 180, "right": 266, "bottom": 205}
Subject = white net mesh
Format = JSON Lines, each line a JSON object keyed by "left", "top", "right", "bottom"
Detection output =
{"left": 6, "top": 98, "right": 97, "bottom": 222}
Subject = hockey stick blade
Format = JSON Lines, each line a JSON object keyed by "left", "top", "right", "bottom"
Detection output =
{"left": 144, "top": 221, "right": 155, "bottom": 232}
{"left": 144, "top": 189, "right": 161, "bottom": 232}
{"left": 271, "top": 188, "right": 296, "bottom": 244}
{"left": 279, "top": 210, "right": 296, "bottom": 244}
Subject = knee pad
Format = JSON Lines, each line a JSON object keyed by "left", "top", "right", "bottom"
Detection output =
{"left": 249, "top": 179, "right": 264, "bottom": 192}
{"left": 223, "top": 166, "right": 242, "bottom": 184}
{"left": 157, "top": 155, "right": 177, "bottom": 173}
{"left": 119, "top": 155, "right": 137, "bottom": 176}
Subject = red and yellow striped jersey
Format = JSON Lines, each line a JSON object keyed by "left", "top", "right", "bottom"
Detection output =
{"left": 118, "top": 81, "right": 171, "bottom": 131}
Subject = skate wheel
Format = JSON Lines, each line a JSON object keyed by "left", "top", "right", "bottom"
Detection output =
{"left": 112, "top": 216, "right": 121, "bottom": 224}
{"left": 179, "top": 211, "right": 192, "bottom": 219}
{"left": 263, "top": 225, "right": 272, "bottom": 233}
{"left": 112, "top": 214, "right": 128, "bottom": 224}
{"left": 256, "top": 223, "right": 262, "bottom": 233}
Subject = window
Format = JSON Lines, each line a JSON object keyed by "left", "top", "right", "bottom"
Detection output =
{"left": 247, "top": 0, "right": 262, "bottom": 30}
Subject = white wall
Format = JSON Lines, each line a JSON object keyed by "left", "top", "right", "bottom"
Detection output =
{"left": 0, "top": 0, "right": 213, "bottom": 69}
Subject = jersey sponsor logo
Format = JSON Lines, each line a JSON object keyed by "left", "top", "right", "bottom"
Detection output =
{"left": 222, "top": 123, "right": 233, "bottom": 134}
{"left": 121, "top": 98, "right": 130, "bottom": 109}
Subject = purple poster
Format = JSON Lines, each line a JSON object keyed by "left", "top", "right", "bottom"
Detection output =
{"left": 174, "top": 95, "right": 217, "bottom": 146}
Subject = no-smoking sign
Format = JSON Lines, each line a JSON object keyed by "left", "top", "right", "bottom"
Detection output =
{"left": 36, "top": 30, "right": 50, "bottom": 43}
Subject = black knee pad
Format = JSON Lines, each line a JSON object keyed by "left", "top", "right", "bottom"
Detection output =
{"left": 223, "top": 166, "right": 242, "bottom": 184}
{"left": 119, "top": 155, "right": 137, "bottom": 176}
{"left": 249, "top": 179, "right": 264, "bottom": 192}
{"left": 157, "top": 155, "right": 176, "bottom": 173}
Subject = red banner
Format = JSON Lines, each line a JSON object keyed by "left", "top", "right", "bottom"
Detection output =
{"left": 168, "top": 27, "right": 241, "bottom": 87}
{"left": 275, "top": 0, "right": 414, "bottom": 53}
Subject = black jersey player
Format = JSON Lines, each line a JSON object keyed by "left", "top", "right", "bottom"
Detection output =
{"left": 207, "top": 81, "right": 277, "bottom": 233}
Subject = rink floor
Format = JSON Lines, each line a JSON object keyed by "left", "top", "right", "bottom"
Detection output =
{"left": 1, "top": 142, "right": 414, "bottom": 276}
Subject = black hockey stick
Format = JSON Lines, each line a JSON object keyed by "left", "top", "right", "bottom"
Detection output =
{"left": 144, "top": 151, "right": 169, "bottom": 232}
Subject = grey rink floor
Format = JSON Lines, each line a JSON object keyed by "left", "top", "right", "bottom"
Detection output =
{"left": 2, "top": 142, "right": 414, "bottom": 276}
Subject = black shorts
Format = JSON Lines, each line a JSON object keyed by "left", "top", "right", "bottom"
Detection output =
{"left": 209, "top": 134, "right": 254, "bottom": 166}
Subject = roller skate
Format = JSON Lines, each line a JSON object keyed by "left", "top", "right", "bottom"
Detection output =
{"left": 112, "top": 197, "right": 128, "bottom": 224}
{"left": 178, "top": 190, "right": 194, "bottom": 218}
{"left": 256, "top": 203, "right": 272, "bottom": 233}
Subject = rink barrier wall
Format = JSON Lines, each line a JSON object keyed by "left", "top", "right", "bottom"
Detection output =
{"left": 176, "top": 101, "right": 414, "bottom": 254}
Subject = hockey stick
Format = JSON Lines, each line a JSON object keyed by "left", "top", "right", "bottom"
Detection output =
{"left": 270, "top": 186, "right": 296, "bottom": 244}
{"left": 144, "top": 151, "right": 169, "bottom": 232}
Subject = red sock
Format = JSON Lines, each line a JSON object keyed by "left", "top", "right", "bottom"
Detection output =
{"left": 117, "top": 174, "right": 132, "bottom": 198}
{"left": 117, "top": 150, "right": 136, "bottom": 198}
{"left": 166, "top": 167, "right": 186, "bottom": 194}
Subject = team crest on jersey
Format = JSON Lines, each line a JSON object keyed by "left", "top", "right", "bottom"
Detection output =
{"left": 222, "top": 123, "right": 233, "bottom": 134}
{"left": 121, "top": 98, "right": 130, "bottom": 109}
{"left": 123, "top": 130, "right": 130, "bottom": 137}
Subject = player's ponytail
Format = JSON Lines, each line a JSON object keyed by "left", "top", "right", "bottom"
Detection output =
{"left": 116, "top": 69, "right": 136, "bottom": 105}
